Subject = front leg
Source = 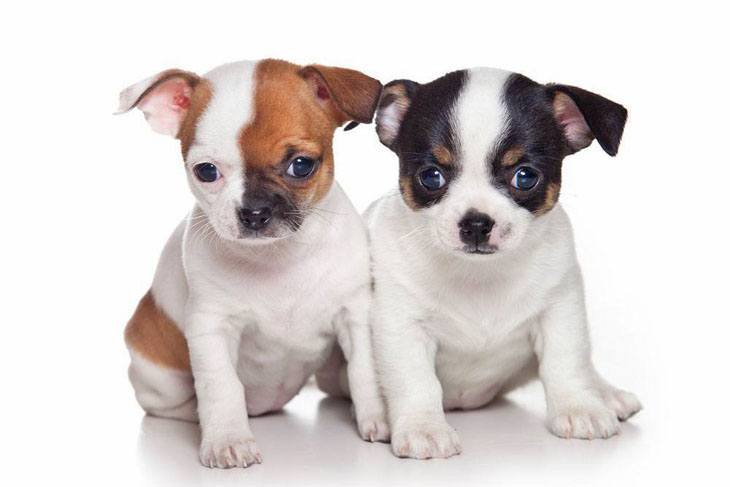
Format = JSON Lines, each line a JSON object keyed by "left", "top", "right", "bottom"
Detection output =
{"left": 186, "top": 308, "right": 261, "bottom": 468}
{"left": 373, "top": 300, "right": 461, "bottom": 459}
{"left": 336, "top": 292, "right": 389, "bottom": 442}
{"left": 534, "top": 271, "right": 642, "bottom": 439}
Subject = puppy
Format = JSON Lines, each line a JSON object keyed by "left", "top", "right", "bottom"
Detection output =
{"left": 368, "top": 68, "right": 642, "bottom": 459}
{"left": 118, "top": 59, "right": 388, "bottom": 468}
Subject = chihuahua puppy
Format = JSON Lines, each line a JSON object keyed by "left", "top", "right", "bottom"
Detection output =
{"left": 369, "top": 68, "right": 642, "bottom": 459}
{"left": 119, "top": 59, "right": 388, "bottom": 468}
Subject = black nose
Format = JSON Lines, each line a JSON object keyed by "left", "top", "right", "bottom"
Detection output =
{"left": 459, "top": 211, "right": 495, "bottom": 246}
{"left": 238, "top": 206, "right": 272, "bottom": 231}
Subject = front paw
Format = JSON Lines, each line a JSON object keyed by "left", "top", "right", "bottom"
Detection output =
{"left": 199, "top": 436, "right": 262, "bottom": 469}
{"left": 602, "top": 388, "right": 642, "bottom": 421}
{"left": 391, "top": 418, "right": 461, "bottom": 459}
{"left": 549, "top": 403, "right": 620, "bottom": 440}
{"left": 357, "top": 414, "right": 390, "bottom": 443}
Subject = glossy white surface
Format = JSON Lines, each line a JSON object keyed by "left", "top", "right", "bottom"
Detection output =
{"left": 130, "top": 383, "right": 650, "bottom": 486}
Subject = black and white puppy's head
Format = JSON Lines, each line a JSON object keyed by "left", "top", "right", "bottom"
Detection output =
{"left": 376, "top": 68, "right": 627, "bottom": 256}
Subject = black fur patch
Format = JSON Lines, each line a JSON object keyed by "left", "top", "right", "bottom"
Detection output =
{"left": 240, "top": 170, "right": 302, "bottom": 236}
{"left": 390, "top": 70, "right": 467, "bottom": 209}
{"left": 493, "top": 73, "right": 568, "bottom": 214}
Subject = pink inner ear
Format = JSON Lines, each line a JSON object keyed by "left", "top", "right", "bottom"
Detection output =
{"left": 554, "top": 92, "right": 593, "bottom": 151}
{"left": 316, "top": 83, "right": 330, "bottom": 101}
{"left": 137, "top": 78, "right": 193, "bottom": 136}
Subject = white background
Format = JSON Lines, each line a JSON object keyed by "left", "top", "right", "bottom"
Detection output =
{"left": 1, "top": 1, "right": 728, "bottom": 485}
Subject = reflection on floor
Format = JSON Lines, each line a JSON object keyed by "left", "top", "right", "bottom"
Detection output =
{"left": 134, "top": 382, "right": 644, "bottom": 487}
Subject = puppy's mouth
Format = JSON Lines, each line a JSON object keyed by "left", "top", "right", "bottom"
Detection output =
{"left": 237, "top": 220, "right": 301, "bottom": 241}
{"left": 462, "top": 243, "right": 498, "bottom": 255}
{"left": 236, "top": 213, "right": 303, "bottom": 242}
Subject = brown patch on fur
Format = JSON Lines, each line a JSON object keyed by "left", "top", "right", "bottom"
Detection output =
{"left": 299, "top": 64, "right": 382, "bottom": 125}
{"left": 240, "top": 59, "right": 340, "bottom": 206}
{"left": 124, "top": 291, "right": 190, "bottom": 371}
{"left": 501, "top": 147, "right": 525, "bottom": 167}
{"left": 178, "top": 79, "right": 212, "bottom": 159}
{"left": 432, "top": 145, "right": 453, "bottom": 166}
{"left": 399, "top": 175, "right": 418, "bottom": 210}
{"left": 535, "top": 182, "right": 561, "bottom": 215}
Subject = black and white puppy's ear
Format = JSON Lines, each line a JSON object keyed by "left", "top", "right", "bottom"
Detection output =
{"left": 547, "top": 84, "right": 628, "bottom": 156}
{"left": 375, "top": 79, "right": 420, "bottom": 150}
{"left": 117, "top": 69, "right": 201, "bottom": 137}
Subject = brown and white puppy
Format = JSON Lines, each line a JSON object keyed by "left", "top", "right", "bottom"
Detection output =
{"left": 119, "top": 59, "right": 387, "bottom": 468}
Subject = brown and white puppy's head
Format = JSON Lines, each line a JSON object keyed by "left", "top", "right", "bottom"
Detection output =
{"left": 376, "top": 68, "right": 627, "bottom": 257}
{"left": 118, "top": 60, "right": 381, "bottom": 242}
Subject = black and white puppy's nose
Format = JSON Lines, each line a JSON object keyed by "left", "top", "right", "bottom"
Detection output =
{"left": 238, "top": 206, "right": 272, "bottom": 231}
{"left": 459, "top": 211, "right": 495, "bottom": 246}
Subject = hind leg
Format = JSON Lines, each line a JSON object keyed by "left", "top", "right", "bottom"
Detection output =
{"left": 315, "top": 344, "right": 350, "bottom": 398}
{"left": 125, "top": 290, "right": 197, "bottom": 422}
{"left": 128, "top": 351, "right": 197, "bottom": 422}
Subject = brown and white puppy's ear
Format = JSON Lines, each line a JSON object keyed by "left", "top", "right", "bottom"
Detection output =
{"left": 117, "top": 69, "right": 200, "bottom": 137}
{"left": 298, "top": 64, "right": 382, "bottom": 129}
{"left": 548, "top": 84, "right": 628, "bottom": 156}
{"left": 375, "top": 79, "right": 420, "bottom": 151}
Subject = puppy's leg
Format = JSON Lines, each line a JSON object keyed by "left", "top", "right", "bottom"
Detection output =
{"left": 374, "top": 302, "right": 461, "bottom": 459}
{"left": 125, "top": 291, "right": 196, "bottom": 422}
{"left": 128, "top": 352, "right": 197, "bottom": 422}
{"left": 535, "top": 272, "right": 642, "bottom": 439}
{"left": 336, "top": 292, "right": 390, "bottom": 442}
{"left": 315, "top": 344, "right": 349, "bottom": 398}
{"left": 186, "top": 309, "right": 261, "bottom": 469}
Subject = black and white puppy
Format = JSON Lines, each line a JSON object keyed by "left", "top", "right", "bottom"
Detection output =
{"left": 368, "top": 68, "right": 642, "bottom": 459}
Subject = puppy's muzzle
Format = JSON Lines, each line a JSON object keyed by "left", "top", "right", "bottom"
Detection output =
{"left": 238, "top": 205, "right": 272, "bottom": 231}
{"left": 459, "top": 211, "right": 496, "bottom": 254}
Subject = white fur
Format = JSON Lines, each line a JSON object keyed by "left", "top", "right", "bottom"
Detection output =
{"left": 183, "top": 62, "right": 257, "bottom": 241}
{"left": 368, "top": 68, "right": 641, "bottom": 460}
{"left": 124, "top": 61, "right": 387, "bottom": 469}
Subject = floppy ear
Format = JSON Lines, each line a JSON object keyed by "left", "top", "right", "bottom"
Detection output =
{"left": 375, "top": 80, "right": 420, "bottom": 150}
{"left": 117, "top": 69, "right": 200, "bottom": 137}
{"left": 548, "top": 84, "right": 628, "bottom": 156}
{"left": 298, "top": 64, "right": 382, "bottom": 128}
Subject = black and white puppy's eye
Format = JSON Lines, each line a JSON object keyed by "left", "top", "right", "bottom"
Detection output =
{"left": 511, "top": 166, "right": 540, "bottom": 191}
{"left": 193, "top": 162, "right": 220, "bottom": 183}
{"left": 286, "top": 156, "right": 317, "bottom": 178}
{"left": 417, "top": 166, "right": 447, "bottom": 191}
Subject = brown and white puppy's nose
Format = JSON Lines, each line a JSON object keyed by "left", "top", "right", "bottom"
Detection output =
{"left": 458, "top": 210, "right": 495, "bottom": 252}
{"left": 238, "top": 205, "right": 272, "bottom": 231}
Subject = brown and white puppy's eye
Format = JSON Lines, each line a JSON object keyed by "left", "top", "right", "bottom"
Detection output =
{"left": 193, "top": 162, "right": 221, "bottom": 183}
{"left": 285, "top": 156, "right": 318, "bottom": 179}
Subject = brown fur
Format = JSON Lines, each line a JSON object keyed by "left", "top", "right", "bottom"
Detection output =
{"left": 501, "top": 147, "right": 525, "bottom": 167}
{"left": 432, "top": 145, "right": 454, "bottom": 166}
{"left": 125, "top": 291, "right": 191, "bottom": 371}
{"left": 535, "top": 182, "right": 561, "bottom": 216}
{"left": 299, "top": 64, "right": 382, "bottom": 125}
{"left": 399, "top": 175, "right": 418, "bottom": 210}
{"left": 178, "top": 79, "right": 213, "bottom": 159}
{"left": 239, "top": 60, "right": 340, "bottom": 207}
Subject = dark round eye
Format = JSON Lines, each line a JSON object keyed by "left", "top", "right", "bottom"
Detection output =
{"left": 193, "top": 162, "right": 220, "bottom": 183}
{"left": 418, "top": 166, "right": 446, "bottom": 191}
{"left": 511, "top": 166, "right": 540, "bottom": 191}
{"left": 286, "top": 157, "right": 317, "bottom": 178}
